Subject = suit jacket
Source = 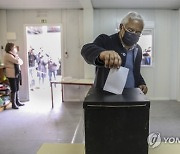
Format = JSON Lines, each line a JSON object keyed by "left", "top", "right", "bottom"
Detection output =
{"left": 81, "top": 33, "right": 146, "bottom": 89}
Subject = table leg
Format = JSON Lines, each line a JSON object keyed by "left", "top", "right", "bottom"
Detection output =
{"left": 62, "top": 84, "right": 64, "bottom": 102}
{"left": 50, "top": 82, "right": 54, "bottom": 108}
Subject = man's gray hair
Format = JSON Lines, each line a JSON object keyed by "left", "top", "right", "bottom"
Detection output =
{"left": 121, "top": 12, "right": 144, "bottom": 28}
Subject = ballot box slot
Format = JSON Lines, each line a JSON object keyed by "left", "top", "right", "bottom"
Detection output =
{"left": 87, "top": 104, "right": 147, "bottom": 108}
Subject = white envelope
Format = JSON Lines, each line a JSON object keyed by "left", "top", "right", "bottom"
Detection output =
{"left": 103, "top": 67, "right": 129, "bottom": 94}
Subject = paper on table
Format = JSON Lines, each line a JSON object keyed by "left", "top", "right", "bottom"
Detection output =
{"left": 103, "top": 67, "right": 129, "bottom": 94}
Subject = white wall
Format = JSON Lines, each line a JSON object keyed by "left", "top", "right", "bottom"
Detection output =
{"left": 0, "top": 10, "right": 7, "bottom": 63}
{"left": 0, "top": 9, "right": 84, "bottom": 101}
{"left": 93, "top": 9, "right": 179, "bottom": 100}
{"left": 82, "top": 8, "right": 95, "bottom": 79}
{"left": 177, "top": 9, "right": 180, "bottom": 101}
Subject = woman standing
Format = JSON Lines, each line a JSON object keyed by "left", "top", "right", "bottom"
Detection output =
{"left": 4, "top": 43, "right": 24, "bottom": 109}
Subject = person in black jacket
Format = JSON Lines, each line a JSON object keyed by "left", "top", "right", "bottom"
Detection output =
{"left": 81, "top": 12, "right": 148, "bottom": 94}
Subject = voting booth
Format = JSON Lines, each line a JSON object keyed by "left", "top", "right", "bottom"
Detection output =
{"left": 83, "top": 87, "right": 150, "bottom": 154}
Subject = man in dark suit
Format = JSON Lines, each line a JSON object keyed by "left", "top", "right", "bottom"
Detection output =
{"left": 81, "top": 12, "right": 148, "bottom": 94}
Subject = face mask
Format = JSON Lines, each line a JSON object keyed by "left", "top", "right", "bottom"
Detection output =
{"left": 11, "top": 47, "right": 18, "bottom": 54}
{"left": 122, "top": 30, "right": 139, "bottom": 46}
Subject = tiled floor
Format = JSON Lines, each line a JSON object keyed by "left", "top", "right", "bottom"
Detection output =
{"left": 0, "top": 85, "right": 180, "bottom": 154}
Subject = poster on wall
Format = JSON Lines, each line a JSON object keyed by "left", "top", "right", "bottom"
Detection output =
{"left": 27, "top": 27, "right": 43, "bottom": 35}
{"left": 47, "top": 26, "right": 61, "bottom": 33}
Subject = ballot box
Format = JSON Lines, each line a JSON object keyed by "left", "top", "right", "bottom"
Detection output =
{"left": 83, "top": 88, "right": 150, "bottom": 154}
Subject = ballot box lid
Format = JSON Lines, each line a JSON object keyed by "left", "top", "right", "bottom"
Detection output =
{"left": 83, "top": 88, "right": 150, "bottom": 108}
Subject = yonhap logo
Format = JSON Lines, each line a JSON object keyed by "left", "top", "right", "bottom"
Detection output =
{"left": 148, "top": 132, "right": 180, "bottom": 148}
{"left": 148, "top": 132, "right": 161, "bottom": 148}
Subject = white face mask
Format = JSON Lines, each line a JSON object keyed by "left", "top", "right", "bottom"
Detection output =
{"left": 11, "top": 47, "right": 17, "bottom": 54}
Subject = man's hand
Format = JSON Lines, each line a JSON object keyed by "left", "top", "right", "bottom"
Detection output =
{"left": 138, "top": 85, "right": 148, "bottom": 94}
{"left": 99, "top": 50, "right": 122, "bottom": 69}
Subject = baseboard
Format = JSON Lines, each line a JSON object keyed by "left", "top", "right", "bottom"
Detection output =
{"left": 148, "top": 97, "right": 170, "bottom": 101}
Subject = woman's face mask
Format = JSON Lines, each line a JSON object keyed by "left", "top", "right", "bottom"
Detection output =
{"left": 122, "top": 30, "right": 140, "bottom": 47}
{"left": 11, "top": 46, "right": 17, "bottom": 54}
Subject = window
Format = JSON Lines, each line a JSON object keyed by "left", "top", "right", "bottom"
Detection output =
{"left": 138, "top": 29, "right": 153, "bottom": 66}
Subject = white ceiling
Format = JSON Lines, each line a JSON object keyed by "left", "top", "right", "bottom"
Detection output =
{"left": 0, "top": 0, "right": 180, "bottom": 10}
{"left": 0, "top": 0, "right": 82, "bottom": 9}
{"left": 92, "top": 0, "right": 180, "bottom": 9}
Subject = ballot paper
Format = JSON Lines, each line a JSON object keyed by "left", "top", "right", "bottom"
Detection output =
{"left": 103, "top": 67, "right": 129, "bottom": 94}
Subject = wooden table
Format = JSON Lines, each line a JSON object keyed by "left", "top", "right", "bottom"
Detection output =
{"left": 37, "top": 143, "right": 180, "bottom": 154}
{"left": 37, "top": 143, "right": 85, "bottom": 154}
{"left": 50, "top": 78, "right": 93, "bottom": 108}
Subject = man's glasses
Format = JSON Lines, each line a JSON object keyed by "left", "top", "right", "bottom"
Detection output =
{"left": 123, "top": 25, "right": 142, "bottom": 37}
